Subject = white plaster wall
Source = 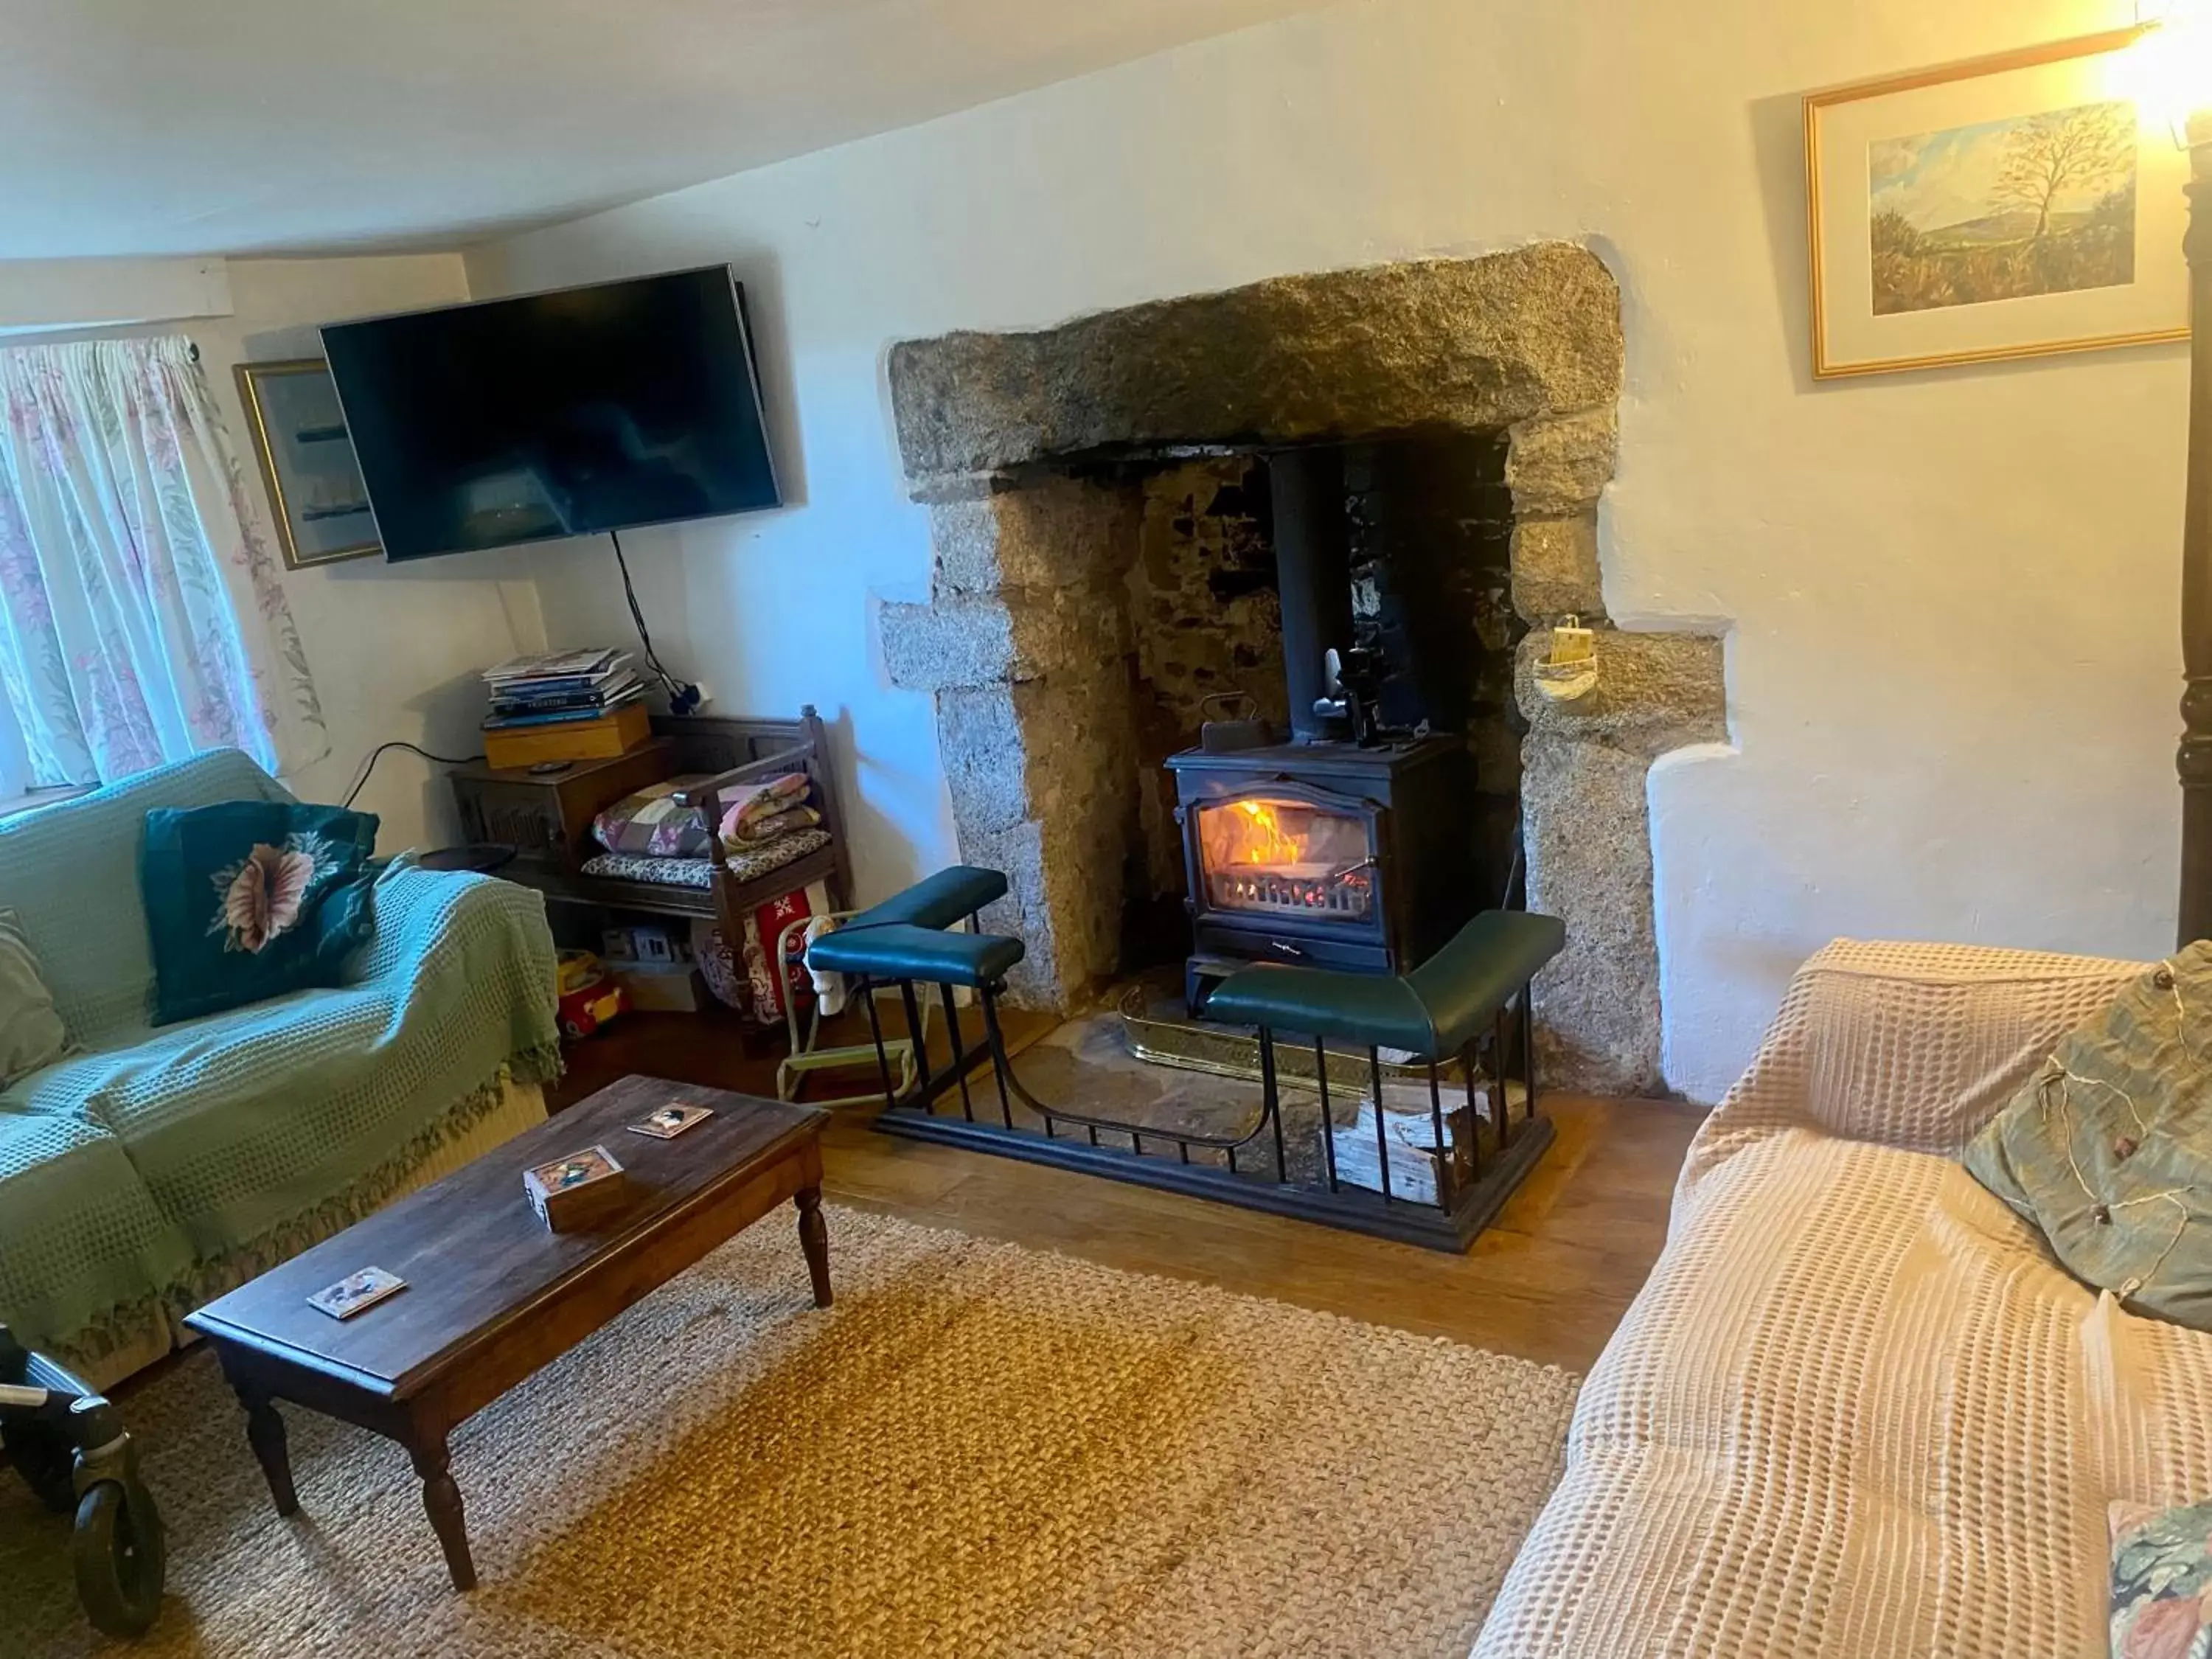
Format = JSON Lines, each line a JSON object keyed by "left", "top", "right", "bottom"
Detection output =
{"left": 469, "top": 0, "right": 2185, "bottom": 1100}
{"left": 204, "top": 257, "right": 551, "bottom": 852}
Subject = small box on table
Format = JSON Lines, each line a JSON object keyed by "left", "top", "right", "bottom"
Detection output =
{"left": 523, "top": 1145, "right": 630, "bottom": 1232}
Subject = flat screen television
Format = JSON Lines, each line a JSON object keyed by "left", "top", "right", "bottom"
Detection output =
{"left": 321, "top": 266, "right": 780, "bottom": 562}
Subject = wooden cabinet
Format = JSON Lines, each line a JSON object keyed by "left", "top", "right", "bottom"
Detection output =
{"left": 448, "top": 740, "right": 675, "bottom": 873}
{"left": 445, "top": 711, "right": 850, "bottom": 937}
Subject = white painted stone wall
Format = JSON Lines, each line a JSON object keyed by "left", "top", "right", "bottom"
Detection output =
{"left": 468, "top": 0, "right": 2183, "bottom": 1102}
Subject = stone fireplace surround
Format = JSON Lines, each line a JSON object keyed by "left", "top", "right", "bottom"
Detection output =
{"left": 880, "top": 243, "right": 1725, "bottom": 1095}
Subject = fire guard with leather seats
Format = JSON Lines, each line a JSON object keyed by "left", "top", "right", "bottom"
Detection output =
{"left": 807, "top": 867, "right": 1565, "bottom": 1250}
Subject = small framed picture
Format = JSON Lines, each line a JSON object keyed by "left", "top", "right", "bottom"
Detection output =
{"left": 1805, "top": 27, "right": 2189, "bottom": 378}
{"left": 307, "top": 1266, "right": 406, "bottom": 1321}
{"left": 234, "top": 358, "right": 381, "bottom": 568}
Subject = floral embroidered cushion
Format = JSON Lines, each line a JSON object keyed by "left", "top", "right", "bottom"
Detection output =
{"left": 0, "top": 908, "right": 71, "bottom": 1085}
{"left": 2111, "top": 1497, "right": 2212, "bottom": 1658}
{"left": 139, "top": 801, "right": 380, "bottom": 1026}
{"left": 1964, "top": 942, "right": 2212, "bottom": 1332}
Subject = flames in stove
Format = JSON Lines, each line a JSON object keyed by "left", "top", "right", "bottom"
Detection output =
{"left": 1220, "top": 799, "right": 1301, "bottom": 866}
{"left": 1198, "top": 797, "right": 1376, "bottom": 921}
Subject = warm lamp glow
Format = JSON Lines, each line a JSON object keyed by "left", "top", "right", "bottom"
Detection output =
{"left": 2135, "top": 0, "right": 2212, "bottom": 145}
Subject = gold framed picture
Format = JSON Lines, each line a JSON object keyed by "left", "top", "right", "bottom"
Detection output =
{"left": 233, "top": 358, "right": 380, "bottom": 568}
{"left": 1805, "top": 27, "right": 2189, "bottom": 378}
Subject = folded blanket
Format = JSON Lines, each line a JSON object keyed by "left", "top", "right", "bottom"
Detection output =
{"left": 718, "top": 773, "right": 812, "bottom": 846}
{"left": 731, "top": 804, "right": 822, "bottom": 846}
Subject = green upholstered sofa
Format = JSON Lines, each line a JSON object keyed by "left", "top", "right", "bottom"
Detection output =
{"left": 0, "top": 750, "right": 560, "bottom": 1388}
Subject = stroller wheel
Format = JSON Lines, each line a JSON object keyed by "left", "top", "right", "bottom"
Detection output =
{"left": 3, "top": 1424, "right": 76, "bottom": 1514}
{"left": 72, "top": 1479, "right": 165, "bottom": 1638}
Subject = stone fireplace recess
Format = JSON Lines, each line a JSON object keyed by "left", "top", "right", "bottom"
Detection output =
{"left": 882, "top": 243, "right": 1727, "bottom": 1096}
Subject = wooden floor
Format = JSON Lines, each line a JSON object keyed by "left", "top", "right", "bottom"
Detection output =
{"left": 549, "top": 1004, "right": 1707, "bottom": 1373}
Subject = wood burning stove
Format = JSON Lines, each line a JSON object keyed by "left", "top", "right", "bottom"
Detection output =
{"left": 1170, "top": 442, "right": 1479, "bottom": 1010}
{"left": 1169, "top": 736, "right": 1473, "bottom": 1008}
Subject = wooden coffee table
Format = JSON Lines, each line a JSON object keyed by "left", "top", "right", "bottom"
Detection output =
{"left": 184, "top": 1076, "right": 830, "bottom": 1591}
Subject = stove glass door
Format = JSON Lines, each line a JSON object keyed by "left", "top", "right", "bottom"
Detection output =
{"left": 1194, "top": 796, "right": 1377, "bottom": 922}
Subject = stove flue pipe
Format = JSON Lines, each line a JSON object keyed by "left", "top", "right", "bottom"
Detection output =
{"left": 1266, "top": 444, "right": 1357, "bottom": 745}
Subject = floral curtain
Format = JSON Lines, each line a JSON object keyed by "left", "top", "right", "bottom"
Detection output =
{"left": 0, "top": 335, "right": 327, "bottom": 787}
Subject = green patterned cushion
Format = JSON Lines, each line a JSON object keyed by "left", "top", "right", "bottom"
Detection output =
{"left": 2110, "top": 1497, "right": 2212, "bottom": 1657}
{"left": 139, "top": 801, "right": 380, "bottom": 1026}
{"left": 0, "top": 908, "right": 69, "bottom": 1086}
{"left": 1964, "top": 942, "right": 2212, "bottom": 1331}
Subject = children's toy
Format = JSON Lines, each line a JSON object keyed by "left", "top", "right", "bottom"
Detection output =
{"left": 556, "top": 950, "right": 630, "bottom": 1040}
{"left": 0, "top": 1324, "right": 166, "bottom": 1638}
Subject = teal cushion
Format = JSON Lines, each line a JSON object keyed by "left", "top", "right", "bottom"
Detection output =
{"left": 807, "top": 922, "right": 1024, "bottom": 988}
{"left": 0, "top": 750, "right": 292, "bottom": 1046}
{"left": 139, "top": 801, "right": 380, "bottom": 1027}
{"left": 1204, "top": 911, "right": 1565, "bottom": 1057}
{"left": 846, "top": 866, "right": 1009, "bottom": 932}
{"left": 1964, "top": 942, "right": 2212, "bottom": 1332}
{"left": 0, "top": 909, "right": 69, "bottom": 1086}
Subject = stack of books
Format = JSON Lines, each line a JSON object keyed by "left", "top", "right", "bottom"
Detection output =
{"left": 481, "top": 649, "right": 643, "bottom": 731}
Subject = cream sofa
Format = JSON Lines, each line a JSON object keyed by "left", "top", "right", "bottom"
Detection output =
{"left": 1475, "top": 940, "right": 2212, "bottom": 1659}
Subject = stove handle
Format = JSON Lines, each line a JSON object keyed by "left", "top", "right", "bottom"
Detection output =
{"left": 1268, "top": 939, "right": 1308, "bottom": 959}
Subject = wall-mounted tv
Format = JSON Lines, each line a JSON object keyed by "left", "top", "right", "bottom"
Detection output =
{"left": 321, "top": 266, "right": 780, "bottom": 563}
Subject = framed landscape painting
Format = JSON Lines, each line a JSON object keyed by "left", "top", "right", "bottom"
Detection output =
{"left": 1806, "top": 28, "right": 2189, "bottom": 378}
{"left": 233, "top": 358, "right": 380, "bottom": 568}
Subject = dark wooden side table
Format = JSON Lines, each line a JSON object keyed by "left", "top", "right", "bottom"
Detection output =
{"left": 448, "top": 740, "right": 675, "bottom": 872}
{"left": 184, "top": 1077, "right": 830, "bottom": 1592}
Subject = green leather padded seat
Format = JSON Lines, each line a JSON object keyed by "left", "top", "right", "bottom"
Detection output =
{"left": 1203, "top": 911, "right": 1565, "bottom": 1059}
{"left": 843, "top": 866, "right": 1007, "bottom": 933}
{"left": 806, "top": 922, "right": 1026, "bottom": 990}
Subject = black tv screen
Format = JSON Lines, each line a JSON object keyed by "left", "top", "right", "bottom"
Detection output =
{"left": 321, "top": 266, "right": 779, "bottom": 562}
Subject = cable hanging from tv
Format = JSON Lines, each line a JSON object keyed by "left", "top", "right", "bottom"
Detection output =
{"left": 611, "top": 529, "right": 703, "bottom": 717}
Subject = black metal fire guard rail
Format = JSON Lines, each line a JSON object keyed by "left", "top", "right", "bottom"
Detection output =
{"left": 843, "top": 959, "right": 1551, "bottom": 1253}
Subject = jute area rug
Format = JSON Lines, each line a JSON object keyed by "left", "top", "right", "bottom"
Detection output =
{"left": 7, "top": 1208, "right": 1577, "bottom": 1659}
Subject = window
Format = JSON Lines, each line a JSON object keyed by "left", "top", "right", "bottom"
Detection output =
{"left": 0, "top": 335, "right": 327, "bottom": 793}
